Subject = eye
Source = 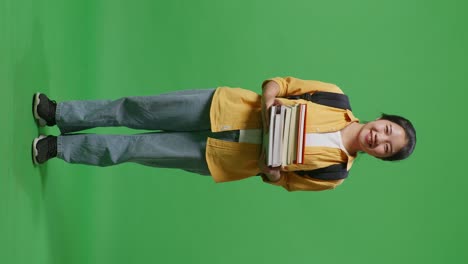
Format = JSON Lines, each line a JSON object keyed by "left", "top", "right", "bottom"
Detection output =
{"left": 385, "top": 125, "right": 389, "bottom": 134}
{"left": 385, "top": 144, "right": 389, "bottom": 153}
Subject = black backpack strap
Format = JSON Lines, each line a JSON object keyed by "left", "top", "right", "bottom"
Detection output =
{"left": 294, "top": 163, "right": 348, "bottom": 181}
{"left": 288, "top": 91, "right": 352, "bottom": 111}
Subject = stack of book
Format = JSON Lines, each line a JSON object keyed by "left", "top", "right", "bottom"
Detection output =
{"left": 264, "top": 104, "right": 307, "bottom": 167}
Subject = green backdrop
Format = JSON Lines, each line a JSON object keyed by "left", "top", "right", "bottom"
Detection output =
{"left": 1, "top": 0, "right": 467, "bottom": 263}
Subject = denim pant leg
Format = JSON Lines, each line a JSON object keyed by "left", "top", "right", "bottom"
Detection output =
{"left": 57, "top": 130, "right": 239, "bottom": 175}
{"left": 56, "top": 89, "right": 216, "bottom": 133}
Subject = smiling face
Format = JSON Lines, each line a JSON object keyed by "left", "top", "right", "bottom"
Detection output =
{"left": 358, "top": 119, "right": 408, "bottom": 158}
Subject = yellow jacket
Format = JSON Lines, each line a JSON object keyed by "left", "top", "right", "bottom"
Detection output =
{"left": 206, "top": 77, "right": 359, "bottom": 191}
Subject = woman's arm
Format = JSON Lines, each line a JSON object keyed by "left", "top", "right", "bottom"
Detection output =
{"left": 265, "top": 77, "right": 344, "bottom": 97}
{"left": 263, "top": 171, "right": 344, "bottom": 192}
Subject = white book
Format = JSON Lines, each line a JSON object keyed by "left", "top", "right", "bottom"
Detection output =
{"left": 266, "top": 105, "right": 276, "bottom": 166}
{"left": 272, "top": 107, "right": 283, "bottom": 167}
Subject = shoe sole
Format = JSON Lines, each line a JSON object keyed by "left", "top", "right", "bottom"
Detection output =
{"left": 32, "top": 135, "right": 47, "bottom": 165}
{"left": 33, "top": 93, "right": 47, "bottom": 127}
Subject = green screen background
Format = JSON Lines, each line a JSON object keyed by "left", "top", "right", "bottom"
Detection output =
{"left": 1, "top": 0, "right": 467, "bottom": 263}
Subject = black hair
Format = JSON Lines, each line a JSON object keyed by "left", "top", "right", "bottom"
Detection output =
{"left": 379, "top": 113, "right": 417, "bottom": 161}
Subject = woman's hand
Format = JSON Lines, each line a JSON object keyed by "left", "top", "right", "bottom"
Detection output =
{"left": 259, "top": 80, "right": 282, "bottom": 182}
{"left": 261, "top": 80, "right": 281, "bottom": 132}
{"left": 258, "top": 150, "right": 281, "bottom": 182}
{"left": 261, "top": 98, "right": 282, "bottom": 131}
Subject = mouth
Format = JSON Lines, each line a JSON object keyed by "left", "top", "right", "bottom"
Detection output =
{"left": 366, "top": 131, "right": 373, "bottom": 147}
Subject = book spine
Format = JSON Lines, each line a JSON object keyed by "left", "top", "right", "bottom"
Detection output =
{"left": 296, "top": 104, "right": 302, "bottom": 164}
{"left": 296, "top": 104, "right": 304, "bottom": 164}
{"left": 300, "top": 104, "right": 307, "bottom": 164}
{"left": 267, "top": 105, "right": 276, "bottom": 166}
{"left": 272, "top": 107, "right": 282, "bottom": 167}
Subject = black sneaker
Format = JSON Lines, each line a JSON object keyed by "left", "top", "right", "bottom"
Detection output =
{"left": 32, "top": 135, "right": 58, "bottom": 165}
{"left": 33, "top": 93, "right": 57, "bottom": 127}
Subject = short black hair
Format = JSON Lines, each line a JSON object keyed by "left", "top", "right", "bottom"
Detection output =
{"left": 379, "top": 113, "right": 417, "bottom": 161}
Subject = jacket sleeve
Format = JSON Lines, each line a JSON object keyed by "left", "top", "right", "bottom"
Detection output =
{"left": 263, "top": 77, "right": 345, "bottom": 97}
{"left": 262, "top": 171, "right": 345, "bottom": 192}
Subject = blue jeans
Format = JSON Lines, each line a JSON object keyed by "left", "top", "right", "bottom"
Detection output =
{"left": 56, "top": 89, "right": 238, "bottom": 175}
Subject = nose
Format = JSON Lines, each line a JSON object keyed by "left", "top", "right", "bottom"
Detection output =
{"left": 376, "top": 132, "right": 389, "bottom": 145}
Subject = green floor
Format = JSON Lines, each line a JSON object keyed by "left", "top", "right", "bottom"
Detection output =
{"left": 1, "top": 0, "right": 468, "bottom": 263}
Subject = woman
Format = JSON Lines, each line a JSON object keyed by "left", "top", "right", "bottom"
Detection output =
{"left": 32, "top": 77, "right": 417, "bottom": 191}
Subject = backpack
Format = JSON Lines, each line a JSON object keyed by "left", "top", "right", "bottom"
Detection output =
{"left": 287, "top": 91, "right": 352, "bottom": 181}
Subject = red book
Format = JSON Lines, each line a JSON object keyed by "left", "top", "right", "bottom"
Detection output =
{"left": 295, "top": 104, "right": 307, "bottom": 164}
